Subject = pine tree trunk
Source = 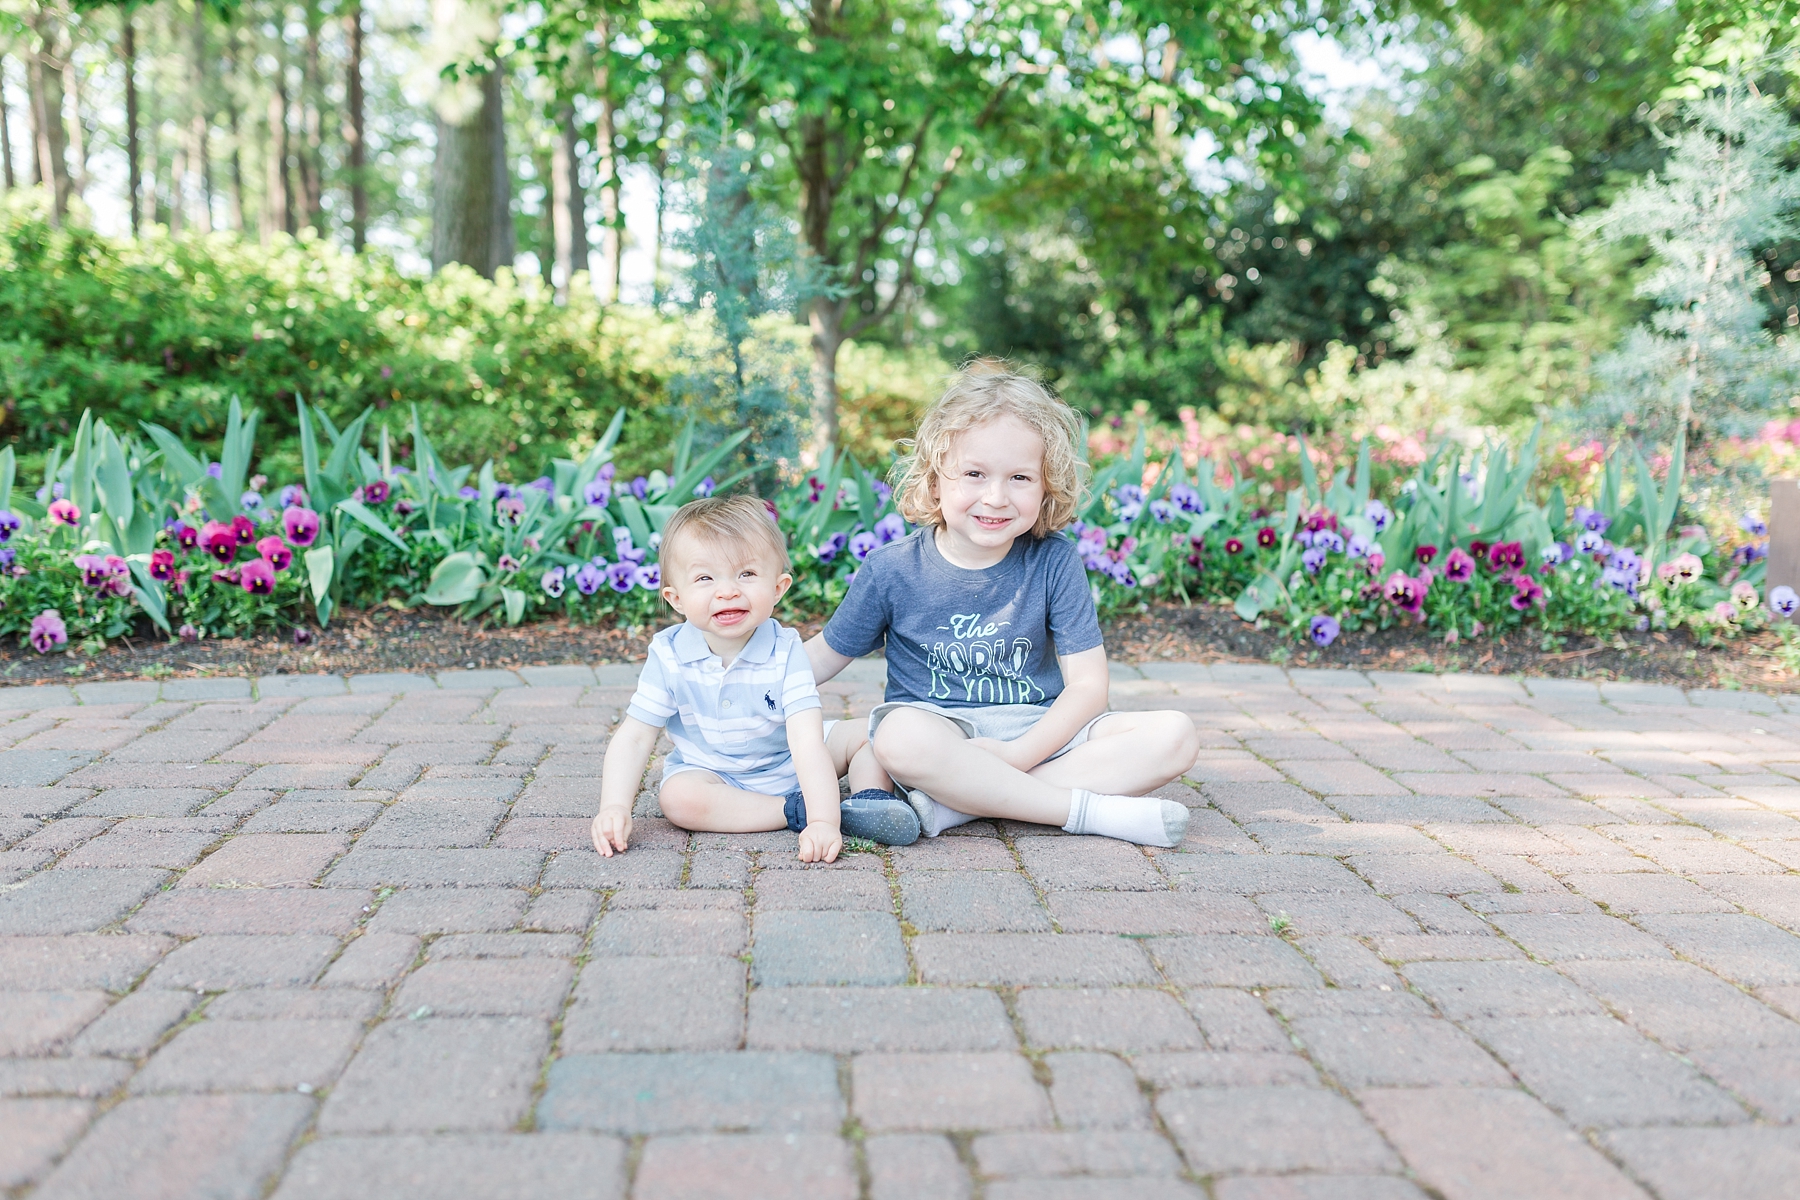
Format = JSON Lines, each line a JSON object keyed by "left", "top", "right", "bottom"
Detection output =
{"left": 808, "top": 301, "right": 844, "bottom": 459}
{"left": 122, "top": 17, "right": 139, "bottom": 234}
{"left": 592, "top": 19, "right": 619, "bottom": 302}
{"left": 343, "top": 1, "right": 368, "bottom": 251}
{"left": 224, "top": 29, "right": 245, "bottom": 232}
{"left": 550, "top": 102, "right": 586, "bottom": 302}
{"left": 650, "top": 67, "right": 672, "bottom": 304}
{"left": 188, "top": 0, "right": 211, "bottom": 233}
{"left": 301, "top": 0, "right": 323, "bottom": 231}
{"left": 267, "top": 36, "right": 296, "bottom": 237}
{"left": 431, "top": 66, "right": 511, "bottom": 277}
{"left": 2, "top": 54, "right": 19, "bottom": 190}
{"left": 62, "top": 47, "right": 86, "bottom": 200}
{"left": 26, "top": 4, "right": 72, "bottom": 223}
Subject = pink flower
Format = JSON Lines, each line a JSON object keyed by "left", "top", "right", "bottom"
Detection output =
{"left": 283, "top": 506, "right": 321, "bottom": 547}
{"left": 239, "top": 558, "right": 276, "bottom": 595}
{"left": 200, "top": 520, "right": 238, "bottom": 563}
{"left": 48, "top": 500, "right": 80, "bottom": 525}
{"left": 1443, "top": 547, "right": 1476, "bottom": 583}
{"left": 1383, "top": 571, "right": 1428, "bottom": 616}
{"left": 1508, "top": 572, "right": 1544, "bottom": 610}
{"left": 257, "top": 536, "right": 293, "bottom": 571}
{"left": 29, "top": 610, "right": 67, "bottom": 653}
{"left": 149, "top": 549, "right": 176, "bottom": 581}
{"left": 231, "top": 515, "right": 257, "bottom": 545}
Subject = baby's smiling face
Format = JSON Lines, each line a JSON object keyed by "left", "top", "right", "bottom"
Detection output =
{"left": 659, "top": 535, "right": 792, "bottom": 655}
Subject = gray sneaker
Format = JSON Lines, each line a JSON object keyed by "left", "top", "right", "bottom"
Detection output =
{"left": 839, "top": 788, "right": 921, "bottom": 846}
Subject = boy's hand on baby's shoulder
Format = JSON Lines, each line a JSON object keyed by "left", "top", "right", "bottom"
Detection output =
{"left": 592, "top": 807, "right": 632, "bottom": 857}
{"left": 797, "top": 822, "right": 842, "bottom": 864}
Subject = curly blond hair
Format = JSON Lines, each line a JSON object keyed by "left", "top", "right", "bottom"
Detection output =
{"left": 892, "top": 359, "right": 1087, "bottom": 537}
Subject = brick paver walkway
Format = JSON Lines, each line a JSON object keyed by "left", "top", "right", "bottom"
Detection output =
{"left": 5, "top": 661, "right": 1800, "bottom": 1198}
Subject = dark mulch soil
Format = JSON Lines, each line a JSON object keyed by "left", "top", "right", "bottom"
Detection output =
{"left": 1, "top": 603, "right": 1793, "bottom": 693}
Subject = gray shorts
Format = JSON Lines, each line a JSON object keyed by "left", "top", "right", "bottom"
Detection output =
{"left": 867, "top": 701, "right": 1108, "bottom": 763}
{"left": 662, "top": 720, "right": 840, "bottom": 797}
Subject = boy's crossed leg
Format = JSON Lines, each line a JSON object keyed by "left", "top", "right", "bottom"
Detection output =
{"left": 659, "top": 720, "right": 891, "bottom": 832}
{"left": 870, "top": 706, "right": 1200, "bottom": 845}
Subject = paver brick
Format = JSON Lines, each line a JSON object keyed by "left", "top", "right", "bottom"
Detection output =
{"left": 747, "top": 986, "right": 1013, "bottom": 1052}
{"left": 0, "top": 868, "right": 171, "bottom": 935}
{"left": 914, "top": 933, "right": 1158, "bottom": 985}
{"left": 1150, "top": 934, "right": 1323, "bottom": 988}
{"left": 867, "top": 1133, "right": 972, "bottom": 1200}
{"left": 0, "top": 1097, "right": 91, "bottom": 1188}
{"left": 0, "top": 934, "right": 174, "bottom": 990}
{"left": 1634, "top": 913, "right": 1800, "bottom": 987}
{"left": 751, "top": 910, "right": 908, "bottom": 986}
{"left": 1157, "top": 1085, "right": 1399, "bottom": 1174}
{"left": 591, "top": 909, "right": 745, "bottom": 957}
{"left": 1211, "top": 1177, "right": 1428, "bottom": 1200}
{"left": 1348, "top": 853, "right": 1502, "bottom": 896}
{"left": 1289, "top": 1016, "right": 1512, "bottom": 1088}
{"left": 427, "top": 931, "right": 580, "bottom": 958}
{"left": 67, "top": 990, "right": 198, "bottom": 1057}
{"left": 1361, "top": 1087, "right": 1647, "bottom": 1200}
{"left": 318, "top": 1017, "right": 551, "bottom": 1133}
{"left": 367, "top": 887, "right": 530, "bottom": 935}
{"left": 631, "top": 1134, "right": 855, "bottom": 1200}
{"left": 1486, "top": 912, "right": 1673, "bottom": 961}
{"left": 239, "top": 802, "right": 382, "bottom": 834}
{"left": 538, "top": 1052, "right": 842, "bottom": 1133}
{"left": 562, "top": 958, "right": 746, "bottom": 1053}
{"left": 1130, "top": 1050, "right": 1322, "bottom": 1089}
{"left": 1016, "top": 988, "right": 1203, "bottom": 1052}
{"left": 1561, "top": 872, "right": 1736, "bottom": 914}
{"left": 853, "top": 1052, "right": 1052, "bottom": 1132}
{"left": 1185, "top": 988, "right": 1291, "bottom": 1051}
{"left": 900, "top": 871, "right": 1050, "bottom": 932}
{"left": 754, "top": 869, "right": 891, "bottom": 911}
{"left": 132, "top": 1018, "right": 364, "bottom": 1093}
{"left": 1047, "top": 890, "right": 1265, "bottom": 934}
{"left": 1256, "top": 891, "right": 1419, "bottom": 936}
{"left": 1467, "top": 1014, "right": 1745, "bottom": 1127}
{"left": 1402, "top": 960, "right": 1605, "bottom": 1019}
{"left": 0, "top": 991, "right": 110, "bottom": 1055}
{"left": 1562, "top": 959, "right": 1800, "bottom": 1051}
{"left": 61, "top": 827, "right": 217, "bottom": 870}
{"left": 1160, "top": 853, "right": 1371, "bottom": 894}
{"left": 1044, "top": 1050, "right": 1151, "bottom": 1129}
{"left": 147, "top": 935, "right": 341, "bottom": 991}
{"left": 272, "top": 1133, "right": 626, "bottom": 1200}
{"left": 540, "top": 848, "right": 684, "bottom": 888}
{"left": 1015, "top": 837, "right": 1165, "bottom": 890}
{"left": 1602, "top": 1126, "right": 1800, "bottom": 1200}
{"left": 318, "top": 933, "right": 419, "bottom": 988}
{"left": 32, "top": 1093, "right": 313, "bottom": 1200}
{"left": 523, "top": 889, "right": 599, "bottom": 932}
{"left": 392, "top": 958, "right": 574, "bottom": 1019}
{"left": 324, "top": 846, "right": 544, "bottom": 888}
{"left": 180, "top": 834, "right": 349, "bottom": 889}
{"left": 972, "top": 1130, "right": 1183, "bottom": 1178}
{"left": 0, "top": 1058, "right": 133, "bottom": 1099}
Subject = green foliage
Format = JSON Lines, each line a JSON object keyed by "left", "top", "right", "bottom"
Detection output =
{"left": 1580, "top": 77, "right": 1800, "bottom": 445}
{"left": 0, "top": 200, "right": 666, "bottom": 481}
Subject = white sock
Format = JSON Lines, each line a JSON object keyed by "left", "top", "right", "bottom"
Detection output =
{"left": 1063, "top": 789, "right": 1189, "bottom": 848}
{"left": 904, "top": 787, "right": 978, "bottom": 838}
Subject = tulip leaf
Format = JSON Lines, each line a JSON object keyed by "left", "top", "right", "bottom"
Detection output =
{"left": 616, "top": 495, "right": 654, "bottom": 550}
{"left": 68, "top": 411, "right": 95, "bottom": 522}
{"left": 335, "top": 500, "right": 408, "bottom": 551}
{"left": 502, "top": 586, "right": 526, "bottom": 626}
{"left": 304, "top": 546, "right": 336, "bottom": 608}
{"left": 0, "top": 446, "right": 12, "bottom": 511}
{"left": 324, "top": 409, "right": 374, "bottom": 486}
{"left": 424, "top": 552, "right": 485, "bottom": 605}
{"left": 125, "top": 560, "right": 171, "bottom": 634}
{"left": 298, "top": 396, "right": 324, "bottom": 505}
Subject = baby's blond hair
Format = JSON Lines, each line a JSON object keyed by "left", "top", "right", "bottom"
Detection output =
{"left": 892, "top": 360, "right": 1086, "bottom": 537}
{"left": 659, "top": 495, "right": 790, "bottom": 575}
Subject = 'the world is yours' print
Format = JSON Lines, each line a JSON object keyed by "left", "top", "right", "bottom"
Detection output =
{"left": 922, "top": 613, "right": 1045, "bottom": 704}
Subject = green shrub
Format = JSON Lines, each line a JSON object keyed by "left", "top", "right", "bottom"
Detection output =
{"left": 0, "top": 198, "right": 671, "bottom": 482}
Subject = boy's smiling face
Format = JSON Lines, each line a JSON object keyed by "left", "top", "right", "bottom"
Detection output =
{"left": 660, "top": 536, "right": 792, "bottom": 657}
{"left": 935, "top": 415, "right": 1047, "bottom": 569}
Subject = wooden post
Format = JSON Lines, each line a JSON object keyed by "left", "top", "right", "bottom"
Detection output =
{"left": 1768, "top": 479, "right": 1800, "bottom": 620}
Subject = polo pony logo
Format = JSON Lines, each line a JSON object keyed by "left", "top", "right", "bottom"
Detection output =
{"left": 764, "top": 690, "right": 778, "bottom": 713}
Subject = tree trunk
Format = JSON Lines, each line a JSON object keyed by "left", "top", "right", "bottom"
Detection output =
{"left": 62, "top": 48, "right": 86, "bottom": 200}
{"left": 431, "top": 66, "right": 511, "bottom": 277}
{"left": 808, "top": 301, "right": 844, "bottom": 460}
{"left": 266, "top": 37, "right": 295, "bottom": 237}
{"left": 1, "top": 54, "right": 18, "bottom": 190}
{"left": 549, "top": 102, "right": 586, "bottom": 302}
{"left": 26, "top": 5, "right": 72, "bottom": 223}
{"left": 301, "top": 0, "right": 323, "bottom": 230}
{"left": 122, "top": 17, "right": 139, "bottom": 233}
{"left": 343, "top": 1, "right": 368, "bottom": 251}
{"left": 224, "top": 29, "right": 245, "bottom": 232}
{"left": 592, "top": 18, "right": 619, "bottom": 301}
{"left": 188, "top": 0, "right": 211, "bottom": 233}
{"left": 650, "top": 66, "right": 673, "bottom": 304}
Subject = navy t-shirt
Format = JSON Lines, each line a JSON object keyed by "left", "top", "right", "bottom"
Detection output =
{"left": 822, "top": 529, "right": 1105, "bottom": 707}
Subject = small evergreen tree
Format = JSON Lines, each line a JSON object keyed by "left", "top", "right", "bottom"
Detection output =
{"left": 1580, "top": 76, "right": 1800, "bottom": 447}
{"left": 667, "top": 63, "right": 825, "bottom": 491}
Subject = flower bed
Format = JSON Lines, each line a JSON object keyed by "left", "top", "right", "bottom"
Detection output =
{"left": 0, "top": 402, "right": 1783, "bottom": 656}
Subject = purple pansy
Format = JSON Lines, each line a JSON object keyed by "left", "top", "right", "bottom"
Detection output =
{"left": 1309, "top": 615, "right": 1340, "bottom": 647}
{"left": 30, "top": 610, "right": 67, "bottom": 653}
{"left": 605, "top": 561, "right": 637, "bottom": 593}
{"left": 574, "top": 563, "right": 605, "bottom": 596}
{"left": 541, "top": 566, "right": 566, "bottom": 598}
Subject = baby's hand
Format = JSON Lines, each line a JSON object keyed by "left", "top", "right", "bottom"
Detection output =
{"left": 797, "top": 822, "right": 842, "bottom": 864}
{"left": 592, "top": 807, "right": 632, "bottom": 857}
